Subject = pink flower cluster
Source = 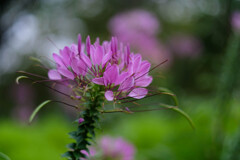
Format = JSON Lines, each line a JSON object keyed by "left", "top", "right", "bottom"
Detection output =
{"left": 168, "top": 34, "right": 203, "bottom": 58}
{"left": 48, "top": 35, "right": 152, "bottom": 101}
{"left": 100, "top": 136, "right": 135, "bottom": 160}
{"left": 82, "top": 136, "right": 135, "bottom": 160}
{"left": 108, "top": 9, "right": 171, "bottom": 65}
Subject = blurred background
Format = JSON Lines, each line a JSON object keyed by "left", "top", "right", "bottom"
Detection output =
{"left": 1, "top": 0, "right": 240, "bottom": 159}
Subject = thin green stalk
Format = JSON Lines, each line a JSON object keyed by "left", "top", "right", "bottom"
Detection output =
{"left": 63, "top": 86, "right": 104, "bottom": 160}
{"left": 213, "top": 34, "right": 240, "bottom": 159}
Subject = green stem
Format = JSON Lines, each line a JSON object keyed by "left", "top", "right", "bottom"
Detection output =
{"left": 63, "top": 86, "right": 104, "bottom": 160}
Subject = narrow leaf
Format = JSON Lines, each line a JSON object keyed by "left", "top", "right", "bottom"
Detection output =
{"left": 16, "top": 76, "right": 28, "bottom": 84}
{"left": 62, "top": 151, "right": 72, "bottom": 158}
{"left": 0, "top": 152, "right": 11, "bottom": 160}
{"left": 29, "top": 100, "right": 52, "bottom": 123}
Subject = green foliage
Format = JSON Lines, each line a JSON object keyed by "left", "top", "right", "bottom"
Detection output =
{"left": 63, "top": 85, "right": 104, "bottom": 160}
{"left": 1, "top": 97, "right": 240, "bottom": 160}
{"left": 0, "top": 116, "right": 71, "bottom": 160}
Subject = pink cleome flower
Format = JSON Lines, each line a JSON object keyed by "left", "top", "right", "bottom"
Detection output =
{"left": 48, "top": 35, "right": 153, "bottom": 101}
{"left": 100, "top": 136, "right": 135, "bottom": 160}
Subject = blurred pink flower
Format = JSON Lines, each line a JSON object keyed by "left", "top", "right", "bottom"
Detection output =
{"left": 231, "top": 11, "right": 240, "bottom": 32}
{"left": 109, "top": 9, "right": 171, "bottom": 65}
{"left": 81, "top": 147, "right": 96, "bottom": 159}
{"left": 11, "top": 84, "right": 35, "bottom": 123}
{"left": 168, "top": 34, "right": 203, "bottom": 58}
{"left": 82, "top": 136, "right": 135, "bottom": 160}
{"left": 100, "top": 136, "right": 135, "bottom": 160}
{"left": 109, "top": 9, "right": 160, "bottom": 36}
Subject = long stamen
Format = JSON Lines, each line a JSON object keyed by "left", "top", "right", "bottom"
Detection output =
{"left": 120, "top": 93, "right": 163, "bottom": 103}
{"left": 47, "top": 37, "right": 60, "bottom": 50}
{"left": 17, "top": 71, "right": 48, "bottom": 79}
{"left": 135, "top": 59, "right": 168, "bottom": 80}
{"left": 34, "top": 64, "right": 49, "bottom": 70}
{"left": 20, "top": 76, "right": 72, "bottom": 98}
{"left": 52, "top": 100, "right": 78, "bottom": 109}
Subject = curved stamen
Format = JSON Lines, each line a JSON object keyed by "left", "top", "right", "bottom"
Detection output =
{"left": 17, "top": 71, "right": 48, "bottom": 79}
{"left": 135, "top": 59, "right": 168, "bottom": 80}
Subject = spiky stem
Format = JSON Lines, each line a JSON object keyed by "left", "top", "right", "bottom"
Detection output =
{"left": 63, "top": 85, "right": 104, "bottom": 160}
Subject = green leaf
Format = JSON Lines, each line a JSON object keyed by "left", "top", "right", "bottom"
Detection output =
{"left": 66, "top": 143, "right": 76, "bottom": 149}
{"left": 0, "top": 152, "right": 11, "bottom": 160}
{"left": 16, "top": 76, "right": 28, "bottom": 84}
{"left": 62, "top": 151, "right": 72, "bottom": 158}
{"left": 68, "top": 131, "right": 78, "bottom": 139}
{"left": 29, "top": 100, "right": 52, "bottom": 123}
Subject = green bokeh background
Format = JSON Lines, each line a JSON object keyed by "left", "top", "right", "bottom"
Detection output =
{"left": 1, "top": 0, "right": 240, "bottom": 160}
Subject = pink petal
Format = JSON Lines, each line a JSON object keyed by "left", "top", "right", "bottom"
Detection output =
{"left": 105, "top": 90, "right": 114, "bottom": 101}
{"left": 48, "top": 69, "right": 62, "bottom": 80}
{"left": 127, "top": 62, "right": 134, "bottom": 75}
{"left": 92, "top": 77, "right": 104, "bottom": 85}
{"left": 90, "top": 46, "right": 97, "bottom": 65}
{"left": 71, "top": 58, "right": 80, "bottom": 75}
{"left": 115, "top": 71, "right": 129, "bottom": 85}
{"left": 94, "top": 45, "right": 104, "bottom": 65}
{"left": 111, "top": 37, "right": 118, "bottom": 53}
{"left": 128, "top": 88, "right": 148, "bottom": 99}
{"left": 125, "top": 44, "right": 131, "bottom": 64}
{"left": 103, "top": 65, "right": 119, "bottom": 85}
{"left": 60, "top": 47, "right": 71, "bottom": 66}
{"left": 94, "top": 37, "right": 100, "bottom": 46}
{"left": 102, "top": 50, "right": 112, "bottom": 66}
{"left": 81, "top": 52, "right": 92, "bottom": 68}
{"left": 86, "top": 36, "right": 91, "bottom": 56}
{"left": 78, "top": 60, "right": 87, "bottom": 76}
{"left": 78, "top": 34, "right": 82, "bottom": 55}
{"left": 53, "top": 53, "right": 65, "bottom": 67}
{"left": 136, "top": 61, "right": 151, "bottom": 78}
{"left": 78, "top": 118, "right": 84, "bottom": 124}
{"left": 135, "top": 75, "right": 152, "bottom": 87}
{"left": 132, "top": 54, "right": 142, "bottom": 73}
{"left": 118, "top": 76, "right": 134, "bottom": 91}
{"left": 57, "top": 67, "right": 74, "bottom": 80}
{"left": 70, "top": 44, "right": 78, "bottom": 55}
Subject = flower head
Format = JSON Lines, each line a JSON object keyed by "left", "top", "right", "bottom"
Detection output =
{"left": 100, "top": 136, "right": 135, "bottom": 160}
{"left": 168, "top": 34, "right": 203, "bottom": 58}
{"left": 48, "top": 35, "right": 153, "bottom": 101}
{"left": 82, "top": 136, "right": 135, "bottom": 160}
{"left": 108, "top": 9, "right": 171, "bottom": 65}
